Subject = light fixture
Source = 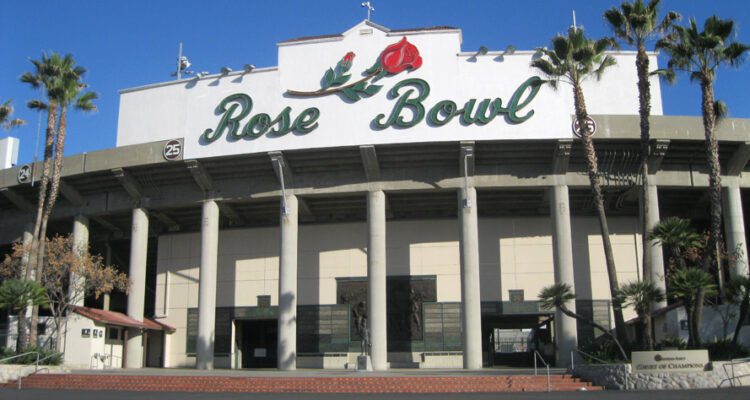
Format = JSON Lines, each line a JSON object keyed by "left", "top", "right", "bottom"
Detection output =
{"left": 504, "top": 45, "right": 516, "bottom": 55}
{"left": 243, "top": 64, "right": 255, "bottom": 73}
{"left": 221, "top": 67, "right": 232, "bottom": 75}
{"left": 477, "top": 46, "right": 488, "bottom": 56}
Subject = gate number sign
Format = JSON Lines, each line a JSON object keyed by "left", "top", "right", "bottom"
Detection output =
{"left": 163, "top": 139, "right": 182, "bottom": 161}
{"left": 17, "top": 165, "right": 31, "bottom": 184}
{"left": 572, "top": 116, "right": 597, "bottom": 138}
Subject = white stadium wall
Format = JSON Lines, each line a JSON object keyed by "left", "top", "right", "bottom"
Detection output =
{"left": 156, "top": 216, "right": 641, "bottom": 368}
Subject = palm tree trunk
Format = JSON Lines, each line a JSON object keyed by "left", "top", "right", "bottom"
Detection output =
{"left": 694, "top": 80, "right": 721, "bottom": 350}
{"left": 573, "top": 83, "right": 628, "bottom": 344}
{"left": 559, "top": 304, "right": 628, "bottom": 361}
{"left": 685, "top": 299, "right": 695, "bottom": 349}
{"left": 16, "top": 309, "right": 27, "bottom": 352}
{"left": 644, "top": 312, "right": 654, "bottom": 350}
{"left": 636, "top": 41, "right": 653, "bottom": 287}
{"left": 44, "top": 104, "right": 67, "bottom": 226}
{"left": 732, "top": 295, "right": 749, "bottom": 346}
{"left": 27, "top": 100, "right": 58, "bottom": 347}
{"left": 700, "top": 80, "right": 722, "bottom": 273}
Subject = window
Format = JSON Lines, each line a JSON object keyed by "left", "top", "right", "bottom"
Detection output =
{"left": 37, "top": 323, "right": 46, "bottom": 335}
{"left": 509, "top": 290, "right": 524, "bottom": 303}
{"left": 108, "top": 327, "right": 120, "bottom": 340}
{"left": 258, "top": 295, "right": 271, "bottom": 308}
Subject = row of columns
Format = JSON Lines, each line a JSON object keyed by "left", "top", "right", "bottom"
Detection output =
{"left": 51, "top": 182, "right": 747, "bottom": 370}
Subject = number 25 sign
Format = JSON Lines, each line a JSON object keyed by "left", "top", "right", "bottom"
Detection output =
{"left": 163, "top": 139, "right": 183, "bottom": 161}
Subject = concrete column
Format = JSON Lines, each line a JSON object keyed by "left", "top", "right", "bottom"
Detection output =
{"left": 550, "top": 184, "right": 578, "bottom": 367}
{"left": 71, "top": 215, "right": 89, "bottom": 307}
{"left": 367, "top": 190, "right": 387, "bottom": 370}
{"left": 458, "top": 187, "right": 482, "bottom": 369}
{"left": 646, "top": 184, "right": 668, "bottom": 309}
{"left": 196, "top": 200, "right": 219, "bottom": 370}
{"left": 125, "top": 207, "right": 148, "bottom": 368}
{"left": 278, "top": 195, "right": 298, "bottom": 370}
{"left": 723, "top": 184, "right": 749, "bottom": 277}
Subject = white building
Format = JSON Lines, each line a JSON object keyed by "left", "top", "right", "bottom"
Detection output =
{"left": 1, "top": 21, "right": 748, "bottom": 370}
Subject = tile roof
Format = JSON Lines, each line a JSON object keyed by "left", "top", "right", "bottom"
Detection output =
{"left": 71, "top": 306, "right": 175, "bottom": 332}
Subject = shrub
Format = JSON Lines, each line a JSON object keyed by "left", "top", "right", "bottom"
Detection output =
{"left": 0, "top": 346, "right": 62, "bottom": 365}
{"left": 655, "top": 336, "right": 687, "bottom": 350}
{"left": 579, "top": 337, "right": 633, "bottom": 363}
{"left": 705, "top": 339, "right": 749, "bottom": 360}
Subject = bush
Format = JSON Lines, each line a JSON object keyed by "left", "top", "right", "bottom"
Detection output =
{"left": 0, "top": 346, "right": 62, "bottom": 365}
{"left": 705, "top": 339, "right": 749, "bottom": 361}
{"left": 579, "top": 336, "right": 632, "bottom": 363}
{"left": 655, "top": 336, "right": 687, "bottom": 350}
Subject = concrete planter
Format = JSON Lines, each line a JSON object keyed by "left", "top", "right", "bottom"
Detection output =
{"left": 0, "top": 364, "right": 68, "bottom": 384}
{"left": 572, "top": 361, "right": 750, "bottom": 390}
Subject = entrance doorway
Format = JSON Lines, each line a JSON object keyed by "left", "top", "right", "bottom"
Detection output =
{"left": 235, "top": 319, "right": 277, "bottom": 368}
{"left": 482, "top": 315, "right": 553, "bottom": 367}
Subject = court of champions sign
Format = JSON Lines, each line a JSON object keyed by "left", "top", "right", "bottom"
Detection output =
{"left": 631, "top": 350, "right": 709, "bottom": 373}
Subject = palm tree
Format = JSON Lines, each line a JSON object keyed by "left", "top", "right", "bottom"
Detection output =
{"left": 539, "top": 283, "right": 628, "bottom": 360}
{"left": 531, "top": 27, "right": 628, "bottom": 343}
{"left": 617, "top": 280, "right": 665, "bottom": 350}
{"left": 726, "top": 276, "right": 750, "bottom": 346}
{"left": 0, "top": 99, "right": 26, "bottom": 131}
{"left": 657, "top": 17, "right": 750, "bottom": 277}
{"left": 668, "top": 268, "right": 718, "bottom": 348}
{"left": 647, "top": 216, "right": 703, "bottom": 272}
{"left": 20, "top": 52, "right": 96, "bottom": 345}
{"left": 0, "top": 279, "right": 48, "bottom": 352}
{"left": 604, "top": 0, "right": 680, "bottom": 291}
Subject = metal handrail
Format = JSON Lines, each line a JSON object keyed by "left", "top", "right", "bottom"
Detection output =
{"left": 570, "top": 348, "right": 609, "bottom": 369}
{"left": 18, "top": 352, "right": 63, "bottom": 390}
{"left": 720, "top": 356, "right": 750, "bottom": 388}
{"left": 0, "top": 351, "right": 39, "bottom": 365}
{"left": 533, "top": 350, "right": 551, "bottom": 392}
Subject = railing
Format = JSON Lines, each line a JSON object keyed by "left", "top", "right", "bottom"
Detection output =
{"left": 570, "top": 348, "right": 628, "bottom": 391}
{"left": 720, "top": 356, "right": 750, "bottom": 388}
{"left": 17, "top": 352, "right": 62, "bottom": 390}
{"left": 0, "top": 351, "right": 40, "bottom": 365}
{"left": 532, "top": 350, "right": 551, "bottom": 392}
{"left": 570, "top": 349, "right": 608, "bottom": 370}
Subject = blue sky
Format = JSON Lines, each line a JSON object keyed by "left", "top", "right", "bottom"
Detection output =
{"left": 1, "top": 0, "right": 749, "bottom": 166}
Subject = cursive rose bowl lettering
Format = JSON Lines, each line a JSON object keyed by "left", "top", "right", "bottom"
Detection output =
{"left": 374, "top": 76, "right": 543, "bottom": 129}
{"left": 202, "top": 93, "right": 320, "bottom": 143}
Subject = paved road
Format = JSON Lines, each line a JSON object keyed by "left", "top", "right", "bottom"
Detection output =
{"left": 2, "top": 388, "right": 749, "bottom": 400}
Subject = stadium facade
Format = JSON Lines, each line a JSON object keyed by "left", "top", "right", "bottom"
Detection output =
{"left": 1, "top": 21, "right": 749, "bottom": 370}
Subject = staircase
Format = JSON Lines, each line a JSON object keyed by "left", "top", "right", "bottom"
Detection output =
{"left": 6, "top": 374, "right": 603, "bottom": 392}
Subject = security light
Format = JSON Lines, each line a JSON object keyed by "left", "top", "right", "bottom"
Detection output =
{"left": 243, "top": 64, "right": 255, "bottom": 73}
{"left": 477, "top": 46, "right": 488, "bottom": 56}
{"left": 221, "top": 67, "right": 232, "bottom": 75}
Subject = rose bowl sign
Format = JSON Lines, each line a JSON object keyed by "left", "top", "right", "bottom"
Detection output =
{"left": 200, "top": 37, "right": 543, "bottom": 145}
{"left": 631, "top": 350, "right": 709, "bottom": 373}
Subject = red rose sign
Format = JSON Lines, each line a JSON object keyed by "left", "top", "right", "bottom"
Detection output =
{"left": 380, "top": 37, "right": 422, "bottom": 73}
{"left": 288, "top": 37, "right": 423, "bottom": 101}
